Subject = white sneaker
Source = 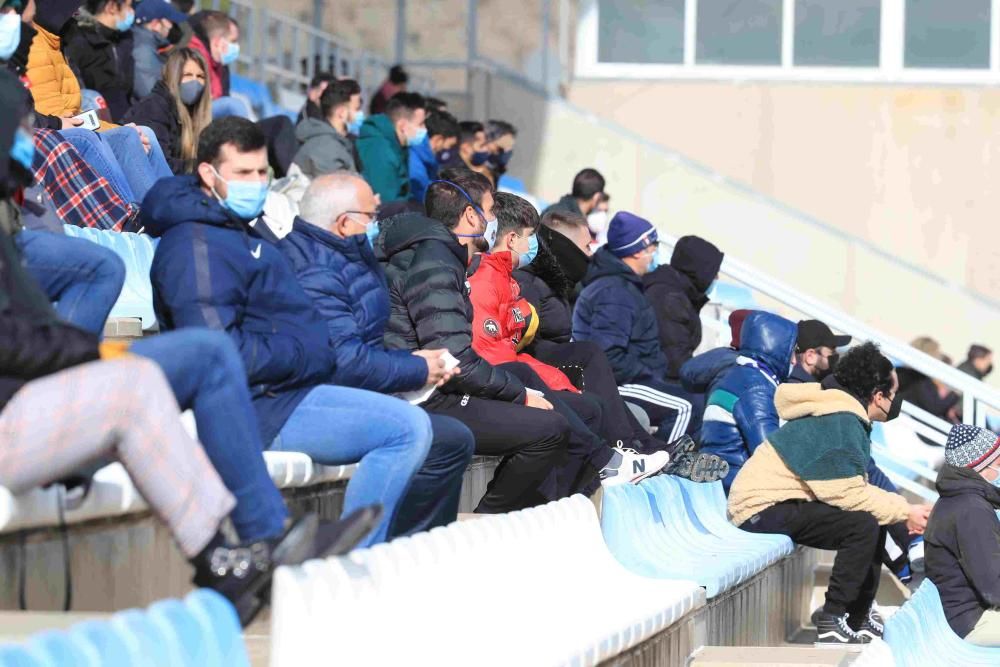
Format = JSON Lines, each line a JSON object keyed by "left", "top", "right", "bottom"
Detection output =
{"left": 600, "top": 445, "right": 670, "bottom": 487}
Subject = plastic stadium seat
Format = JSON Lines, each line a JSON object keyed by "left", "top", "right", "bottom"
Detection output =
{"left": 709, "top": 282, "right": 758, "bottom": 310}
{"left": 61, "top": 225, "right": 159, "bottom": 329}
{"left": 69, "top": 621, "right": 132, "bottom": 667}
{"left": 230, "top": 74, "right": 296, "bottom": 121}
{"left": 184, "top": 590, "right": 251, "bottom": 667}
{"left": 262, "top": 451, "right": 357, "bottom": 488}
{"left": 0, "top": 646, "right": 42, "bottom": 667}
{"left": 110, "top": 609, "right": 182, "bottom": 667}
{"left": 882, "top": 579, "right": 1000, "bottom": 666}
{"left": 148, "top": 599, "right": 211, "bottom": 666}
{"left": 26, "top": 631, "right": 95, "bottom": 666}
{"left": 270, "top": 495, "right": 705, "bottom": 666}
{"left": 853, "top": 638, "right": 896, "bottom": 666}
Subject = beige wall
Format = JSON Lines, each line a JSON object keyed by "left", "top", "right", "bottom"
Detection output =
{"left": 476, "top": 72, "right": 1000, "bottom": 371}
{"left": 566, "top": 80, "right": 1000, "bottom": 308}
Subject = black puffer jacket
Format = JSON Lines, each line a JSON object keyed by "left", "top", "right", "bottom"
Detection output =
{"left": 64, "top": 16, "right": 136, "bottom": 122}
{"left": 122, "top": 81, "right": 184, "bottom": 173}
{"left": 380, "top": 213, "right": 527, "bottom": 405}
{"left": 925, "top": 464, "right": 1000, "bottom": 638}
{"left": 643, "top": 235, "right": 723, "bottom": 379}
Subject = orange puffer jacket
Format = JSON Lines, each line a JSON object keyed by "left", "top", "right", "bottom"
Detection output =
{"left": 26, "top": 23, "right": 81, "bottom": 118}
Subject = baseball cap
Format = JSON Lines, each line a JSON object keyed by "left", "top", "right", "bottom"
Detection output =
{"left": 796, "top": 320, "right": 851, "bottom": 352}
{"left": 135, "top": 0, "right": 188, "bottom": 25}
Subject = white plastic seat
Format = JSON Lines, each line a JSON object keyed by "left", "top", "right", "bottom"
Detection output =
{"left": 270, "top": 495, "right": 705, "bottom": 667}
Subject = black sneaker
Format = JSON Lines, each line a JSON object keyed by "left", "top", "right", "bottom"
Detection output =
{"left": 850, "top": 607, "right": 885, "bottom": 641}
{"left": 815, "top": 611, "right": 872, "bottom": 646}
{"left": 664, "top": 450, "right": 729, "bottom": 483}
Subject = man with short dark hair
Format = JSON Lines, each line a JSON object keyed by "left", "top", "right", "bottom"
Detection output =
{"left": 370, "top": 63, "right": 408, "bottom": 115}
{"left": 789, "top": 320, "right": 852, "bottom": 384}
{"left": 483, "top": 119, "right": 517, "bottom": 184}
{"left": 542, "top": 168, "right": 606, "bottom": 218}
{"left": 132, "top": 0, "right": 189, "bottom": 98}
{"left": 440, "top": 120, "right": 488, "bottom": 172}
{"left": 409, "top": 110, "right": 459, "bottom": 202}
{"left": 143, "top": 116, "right": 434, "bottom": 548}
{"left": 293, "top": 80, "right": 360, "bottom": 177}
{"left": 357, "top": 91, "right": 426, "bottom": 203}
{"left": 298, "top": 71, "right": 337, "bottom": 123}
{"left": 187, "top": 10, "right": 248, "bottom": 118}
{"left": 958, "top": 344, "right": 994, "bottom": 381}
{"left": 382, "top": 168, "right": 570, "bottom": 512}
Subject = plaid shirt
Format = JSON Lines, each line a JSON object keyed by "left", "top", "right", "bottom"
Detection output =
{"left": 32, "top": 129, "right": 136, "bottom": 231}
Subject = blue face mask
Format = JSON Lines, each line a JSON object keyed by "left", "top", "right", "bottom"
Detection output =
{"left": 470, "top": 150, "right": 490, "bottom": 166}
{"left": 0, "top": 12, "right": 21, "bottom": 61}
{"left": 647, "top": 249, "right": 660, "bottom": 272}
{"left": 517, "top": 233, "right": 538, "bottom": 268}
{"left": 10, "top": 127, "right": 35, "bottom": 172}
{"left": 115, "top": 8, "right": 135, "bottom": 32}
{"left": 221, "top": 41, "right": 240, "bottom": 66}
{"left": 365, "top": 219, "right": 380, "bottom": 249}
{"left": 347, "top": 110, "right": 366, "bottom": 135}
{"left": 489, "top": 150, "right": 513, "bottom": 169}
{"left": 211, "top": 167, "right": 267, "bottom": 220}
{"left": 408, "top": 126, "right": 427, "bottom": 146}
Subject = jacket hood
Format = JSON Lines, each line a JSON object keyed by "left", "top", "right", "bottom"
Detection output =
{"left": 290, "top": 215, "right": 368, "bottom": 260}
{"left": 294, "top": 117, "right": 342, "bottom": 143}
{"left": 739, "top": 311, "right": 798, "bottom": 381}
{"left": 552, "top": 194, "right": 582, "bottom": 216}
{"left": 935, "top": 463, "right": 1000, "bottom": 507}
{"left": 522, "top": 229, "right": 578, "bottom": 300}
{"left": 140, "top": 175, "right": 237, "bottom": 237}
{"left": 774, "top": 382, "right": 869, "bottom": 423}
{"left": 669, "top": 235, "right": 723, "bottom": 294}
{"left": 381, "top": 212, "right": 466, "bottom": 267}
{"left": 359, "top": 113, "right": 399, "bottom": 144}
{"left": 581, "top": 247, "right": 641, "bottom": 288}
{"left": 35, "top": 0, "right": 83, "bottom": 34}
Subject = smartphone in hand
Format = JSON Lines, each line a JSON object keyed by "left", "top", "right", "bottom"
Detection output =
{"left": 72, "top": 109, "right": 100, "bottom": 131}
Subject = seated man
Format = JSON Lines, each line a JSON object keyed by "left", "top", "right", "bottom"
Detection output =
{"left": 572, "top": 212, "right": 701, "bottom": 445}
{"left": 438, "top": 120, "right": 487, "bottom": 172}
{"left": 279, "top": 172, "right": 476, "bottom": 537}
{"left": 187, "top": 10, "right": 250, "bottom": 119}
{"left": 471, "top": 190, "right": 672, "bottom": 489}
{"left": 381, "top": 168, "right": 570, "bottom": 512}
{"left": 540, "top": 167, "right": 605, "bottom": 219}
{"left": 297, "top": 71, "right": 336, "bottom": 124}
{"left": 925, "top": 424, "right": 1000, "bottom": 646}
{"left": 292, "top": 79, "right": 360, "bottom": 177}
{"left": 357, "top": 92, "right": 426, "bottom": 203}
{"left": 728, "top": 343, "right": 930, "bottom": 645}
{"left": 408, "top": 110, "right": 458, "bottom": 203}
{"left": 700, "top": 310, "right": 797, "bottom": 491}
{"left": 957, "top": 344, "right": 993, "bottom": 382}
{"left": 643, "top": 235, "right": 724, "bottom": 378}
{"left": 482, "top": 119, "right": 516, "bottom": 186}
{"left": 132, "top": 0, "right": 187, "bottom": 99}
{"left": 789, "top": 319, "right": 851, "bottom": 384}
{"left": 142, "top": 116, "right": 431, "bottom": 547}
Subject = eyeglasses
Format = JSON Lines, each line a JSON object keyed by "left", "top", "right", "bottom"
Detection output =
{"left": 344, "top": 210, "right": 378, "bottom": 222}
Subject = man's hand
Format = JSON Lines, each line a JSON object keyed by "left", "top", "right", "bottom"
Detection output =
{"left": 525, "top": 393, "right": 553, "bottom": 410}
{"left": 61, "top": 116, "right": 84, "bottom": 129}
{"left": 126, "top": 123, "right": 151, "bottom": 153}
{"left": 413, "top": 349, "right": 460, "bottom": 387}
{"left": 907, "top": 503, "right": 932, "bottom": 535}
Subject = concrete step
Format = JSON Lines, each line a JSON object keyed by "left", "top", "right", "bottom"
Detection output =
{"left": 689, "top": 646, "right": 855, "bottom": 666}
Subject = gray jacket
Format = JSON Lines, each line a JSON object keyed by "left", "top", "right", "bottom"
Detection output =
{"left": 132, "top": 27, "right": 166, "bottom": 99}
{"left": 292, "top": 119, "right": 357, "bottom": 178}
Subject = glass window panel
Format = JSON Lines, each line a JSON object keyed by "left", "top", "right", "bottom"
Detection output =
{"left": 904, "top": 0, "right": 990, "bottom": 69}
{"left": 597, "top": 0, "right": 685, "bottom": 64}
{"left": 794, "top": 0, "right": 881, "bottom": 67}
{"left": 696, "top": 0, "right": 783, "bottom": 65}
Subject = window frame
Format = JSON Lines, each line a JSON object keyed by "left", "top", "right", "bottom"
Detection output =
{"left": 575, "top": 0, "right": 1000, "bottom": 85}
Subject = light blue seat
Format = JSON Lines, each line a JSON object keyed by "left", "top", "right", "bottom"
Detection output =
{"left": 0, "top": 646, "right": 43, "bottom": 667}
{"left": 184, "top": 589, "right": 251, "bottom": 667}
{"left": 148, "top": 599, "right": 210, "bottom": 666}
{"left": 61, "top": 225, "right": 158, "bottom": 329}
{"left": 69, "top": 621, "right": 132, "bottom": 667}
{"left": 109, "top": 609, "right": 174, "bottom": 667}
{"left": 601, "top": 480, "right": 739, "bottom": 597}
{"left": 709, "top": 281, "right": 757, "bottom": 310}
{"left": 25, "top": 631, "right": 92, "bottom": 667}
{"left": 884, "top": 579, "right": 1000, "bottom": 666}
{"left": 671, "top": 477, "right": 794, "bottom": 562}
{"left": 230, "top": 74, "right": 296, "bottom": 120}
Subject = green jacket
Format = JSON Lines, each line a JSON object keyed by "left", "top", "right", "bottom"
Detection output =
{"left": 357, "top": 114, "right": 409, "bottom": 203}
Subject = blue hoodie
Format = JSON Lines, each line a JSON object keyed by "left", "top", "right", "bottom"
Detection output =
{"left": 408, "top": 136, "right": 438, "bottom": 204}
{"left": 142, "top": 175, "right": 336, "bottom": 444}
{"left": 700, "top": 311, "right": 798, "bottom": 491}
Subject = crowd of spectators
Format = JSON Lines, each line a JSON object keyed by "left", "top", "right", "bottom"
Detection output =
{"left": 1, "top": 2, "right": 997, "bottom": 650}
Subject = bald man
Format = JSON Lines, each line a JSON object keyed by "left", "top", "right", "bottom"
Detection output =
{"left": 279, "top": 172, "right": 475, "bottom": 536}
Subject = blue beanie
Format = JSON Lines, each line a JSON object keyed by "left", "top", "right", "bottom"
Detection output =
{"left": 607, "top": 212, "right": 658, "bottom": 258}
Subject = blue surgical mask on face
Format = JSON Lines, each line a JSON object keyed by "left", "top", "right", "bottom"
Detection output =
{"left": 211, "top": 166, "right": 267, "bottom": 220}
{"left": 10, "top": 127, "right": 35, "bottom": 172}
{"left": 647, "top": 249, "right": 659, "bottom": 272}
{"left": 0, "top": 12, "right": 21, "bottom": 61}
{"left": 470, "top": 150, "right": 490, "bottom": 166}
{"left": 408, "top": 126, "right": 427, "bottom": 146}
{"left": 221, "top": 41, "right": 240, "bottom": 66}
{"left": 115, "top": 8, "right": 135, "bottom": 32}
{"left": 517, "top": 233, "right": 538, "bottom": 268}
{"left": 347, "top": 110, "right": 365, "bottom": 135}
{"left": 179, "top": 79, "right": 204, "bottom": 106}
{"left": 365, "top": 219, "right": 380, "bottom": 249}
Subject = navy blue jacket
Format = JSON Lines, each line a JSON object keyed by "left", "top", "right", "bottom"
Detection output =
{"left": 279, "top": 218, "right": 427, "bottom": 393}
{"left": 700, "top": 311, "right": 797, "bottom": 491}
{"left": 680, "top": 347, "right": 738, "bottom": 397}
{"left": 572, "top": 248, "right": 668, "bottom": 385}
{"left": 143, "top": 176, "right": 336, "bottom": 445}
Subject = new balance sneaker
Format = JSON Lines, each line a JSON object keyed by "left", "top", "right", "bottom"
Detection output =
{"left": 600, "top": 444, "right": 670, "bottom": 487}
{"left": 814, "top": 611, "right": 872, "bottom": 646}
{"left": 850, "top": 606, "right": 885, "bottom": 641}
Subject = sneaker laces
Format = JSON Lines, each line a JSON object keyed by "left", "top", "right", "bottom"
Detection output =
{"left": 837, "top": 613, "right": 865, "bottom": 639}
{"left": 613, "top": 441, "right": 639, "bottom": 456}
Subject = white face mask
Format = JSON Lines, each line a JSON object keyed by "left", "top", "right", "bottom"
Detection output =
{"left": 587, "top": 210, "right": 609, "bottom": 236}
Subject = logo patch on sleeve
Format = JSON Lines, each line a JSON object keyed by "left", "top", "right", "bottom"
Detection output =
{"left": 511, "top": 307, "right": 524, "bottom": 323}
{"left": 483, "top": 319, "right": 500, "bottom": 337}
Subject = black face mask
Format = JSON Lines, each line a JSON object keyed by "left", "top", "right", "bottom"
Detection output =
{"left": 879, "top": 392, "right": 903, "bottom": 421}
{"left": 813, "top": 352, "right": 839, "bottom": 382}
{"left": 984, "top": 364, "right": 994, "bottom": 378}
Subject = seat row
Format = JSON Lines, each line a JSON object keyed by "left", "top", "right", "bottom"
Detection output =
{"left": 0, "top": 590, "right": 249, "bottom": 667}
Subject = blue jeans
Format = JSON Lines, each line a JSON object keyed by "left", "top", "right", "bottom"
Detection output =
{"left": 131, "top": 329, "right": 288, "bottom": 543}
{"left": 269, "top": 386, "right": 432, "bottom": 547}
{"left": 390, "top": 414, "right": 475, "bottom": 539}
{"left": 59, "top": 128, "right": 136, "bottom": 203}
{"left": 212, "top": 96, "right": 253, "bottom": 119}
{"left": 15, "top": 228, "right": 125, "bottom": 335}
{"left": 60, "top": 127, "right": 173, "bottom": 203}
